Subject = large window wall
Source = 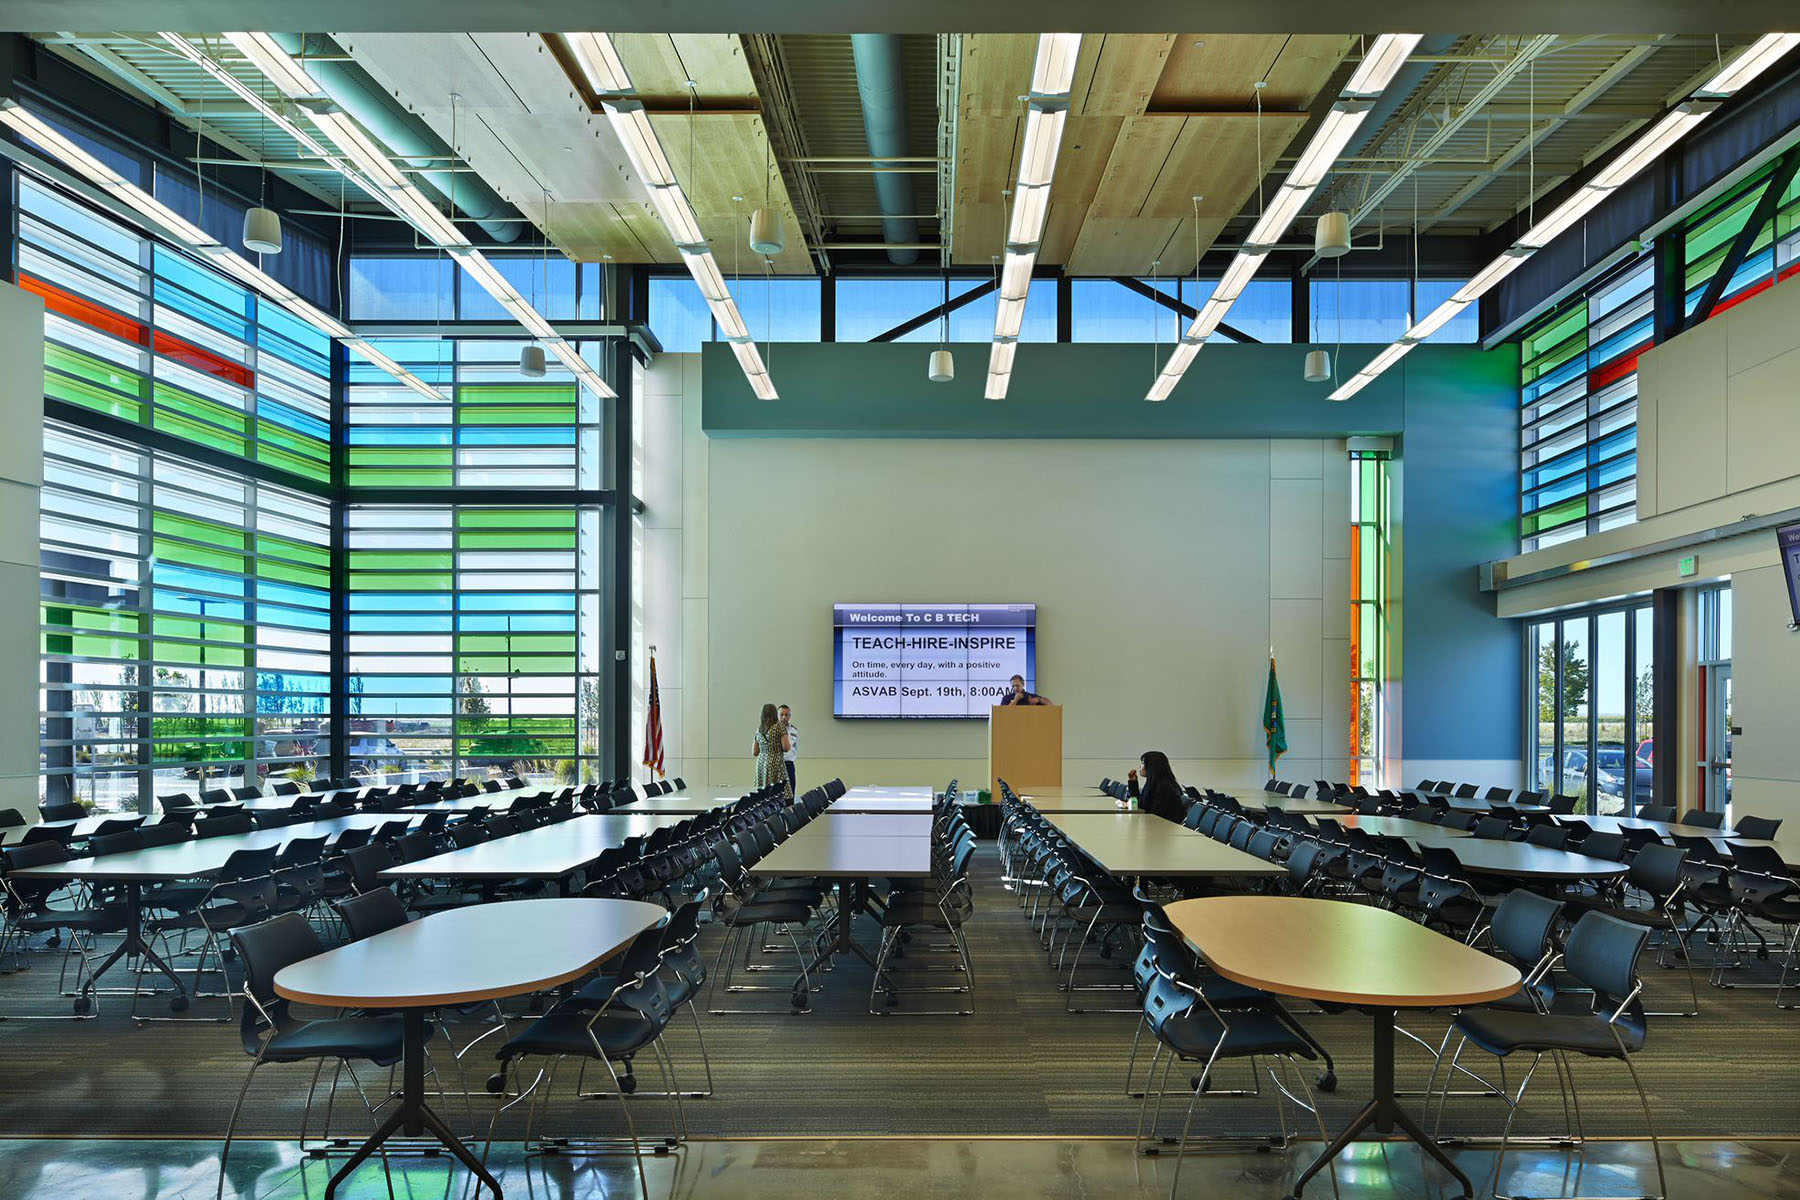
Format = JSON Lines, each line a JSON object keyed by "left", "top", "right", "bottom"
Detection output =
{"left": 1516, "top": 158, "right": 1800, "bottom": 552}
{"left": 1526, "top": 600, "right": 1654, "bottom": 814}
{"left": 40, "top": 424, "right": 333, "bottom": 809}
{"left": 14, "top": 139, "right": 624, "bottom": 812}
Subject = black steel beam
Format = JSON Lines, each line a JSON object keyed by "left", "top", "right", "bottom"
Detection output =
{"left": 1111, "top": 276, "right": 1260, "bottom": 343}
{"left": 869, "top": 278, "right": 997, "bottom": 343}
{"left": 1683, "top": 147, "right": 1800, "bottom": 332}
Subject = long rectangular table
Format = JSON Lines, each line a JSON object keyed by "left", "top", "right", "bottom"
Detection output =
{"left": 380, "top": 813, "right": 689, "bottom": 886}
{"left": 1012, "top": 786, "right": 1125, "bottom": 813}
{"left": 786, "top": 812, "right": 933, "bottom": 839}
{"left": 1306, "top": 814, "right": 1473, "bottom": 840}
{"left": 9, "top": 813, "right": 422, "bottom": 1011}
{"left": 1045, "top": 812, "right": 1283, "bottom": 880}
{"left": 610, "top": 793, "right": 735, "bottom": 817}
{"left": 831, "top": 795, "right": 935, "bottom": 814}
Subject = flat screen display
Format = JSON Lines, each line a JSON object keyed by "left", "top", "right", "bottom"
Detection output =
{"left": 833, "top": 603, "right": 1037, "bottom": 719}
{"left": 1779, "top": 523, "right": 1800, "bottom": 626}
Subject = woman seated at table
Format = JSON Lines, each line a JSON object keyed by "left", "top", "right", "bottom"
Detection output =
{"left": 1123, "top": 750, "right": 1187, "bottom": 822}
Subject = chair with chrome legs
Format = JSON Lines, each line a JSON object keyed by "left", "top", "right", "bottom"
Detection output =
{"left": 488, "top": 923, "right": 681, "bottom": 1191}
{"left": 868, "top": 841, "right": 976, "bottom": 1015}
{"left": 1135, "top": 965, "right": 1332, "bottom": 1200}
{"left": 0, "top": 841, "right": 128, "bottom": 1016}
{"left": 217, "top": 912, "right": 410, "bottom": 1200}
{"left": 1568, "top": 843, "right": 1699, "bottom": 1017}
{"left": 1435, "top": 911, "right": 1664, "bottom": 1200}
{"left": 1709, "top": 844, "right": 1800, "bottom": 1004}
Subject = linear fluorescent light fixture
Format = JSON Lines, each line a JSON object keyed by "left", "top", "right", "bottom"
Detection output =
{"left": 1144, "top": 34, "right": 1419, "bottom": 401}
{"left": 224, "top": 33, "right": 616, "bottom": 399}
{"left": 563, "top": 31, "right": 775, "bottom": 398}
{"left": 987, "top": 33, "right": 1082, "bottom": 400}
{"left": 0, "top": 97, "right": 446, "bottom": 402}
{"left": 1332, "top": 31, "right": 1798, "bottom": 402}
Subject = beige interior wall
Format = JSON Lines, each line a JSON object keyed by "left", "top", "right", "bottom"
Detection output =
{"left": 0, "top": 282, "right": 45, "bottom": 822}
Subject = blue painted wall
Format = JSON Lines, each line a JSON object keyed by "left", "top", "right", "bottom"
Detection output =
{"left": 698, "top": 339, "right": 1523, "bottom": 767}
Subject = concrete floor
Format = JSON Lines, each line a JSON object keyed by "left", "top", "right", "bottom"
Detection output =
{"left": 0, "top": 1137, "right": 1794, "bottom": 1199}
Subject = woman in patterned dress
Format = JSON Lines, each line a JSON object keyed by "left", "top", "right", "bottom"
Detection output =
{"left": 752, "top": 702, "right": 793, "bottom": 797}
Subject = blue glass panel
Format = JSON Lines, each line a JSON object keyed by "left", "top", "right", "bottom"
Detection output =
{"left": 1414, "top": 280, "right": 1480, "bottom": 343}
{"left": 347, "top": 255, "right": 457, "bottom": 321}
{"left": 259, "top": 604, "right": 330, "bottom": 632}
{"left": 458, "top": 593, "right": 575, "bottom": 612}
{"left": 350, "top": 594, "right": 456, "bottom": 613}
{"left": 648, "top": 277, "right": 713, "bottom": 352}
{"left": 1309, "top": 278, "right": 1411, "bottom": 343}
{"left": 154, "top": 567, "right": 248, "bottom": 600}
{"left": 458, "top": 255, "right": 578, "bottom": 321}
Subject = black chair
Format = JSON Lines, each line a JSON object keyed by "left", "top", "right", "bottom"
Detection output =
{"left": 489, "top": 922, "right": 678, "bottom": 1188}
{"left": 1636, "top": 804, "right": 1677, "bottom": 822}
{"left": 230, "top": 786, "right": 262, "bottom": 801}
{"left": 194, "top": 813, "right": 254, "bottom": 839}
{"left": 1679, "top": 810, "right": 1725, "bottom": 830}
{"left": 0, "top": 840, "right": 127, "bottom": 1015}
{"left": 1434, "top": 912, "right": 1663, "bottom": 1200}
{"left": 38, "top": 802, "right": 86, "bottom": 823}
{"left": 218, "top": 913, "right": 408, "bottom": 1198}
{"left": 334, "top": 886, "right": 410, "bottom": 941}
{"left": 158, "top": 793, "right": 199, "bottom": 813}
{"left": 270, "top": 781, "right": 303, "bottom": 796}
{"left": 1573, "top": 844, "right": 1698, "bottom": 1017}
{"left": 1731, "top": 814, "right": 1782, "bottom": 840}
{"left": 1547, "top": 794, "right": 1579, "bottom": 815}
{"left": 1715, "top": 844, "right": 1800, "bottom": 1003}
{"left": 1525, "top": 824, "right": 1571, "bottom": 851}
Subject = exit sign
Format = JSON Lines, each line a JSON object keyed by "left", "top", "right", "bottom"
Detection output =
{"left": 1678, "top": 554, "right": 1698, "bottom": 577}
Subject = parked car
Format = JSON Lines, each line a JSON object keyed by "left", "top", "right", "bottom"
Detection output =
{"left": 1637, "top": 737, "right": 1654, "bottom": 765}
{"left": 1593, "top": 744, "right": 1653, "bottom": 808}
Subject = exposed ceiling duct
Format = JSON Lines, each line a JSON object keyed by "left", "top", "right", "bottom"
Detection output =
{"left": 270, "top": 32, "right": 522, "bottom": 242}
{"left": 850, "top": 33, "right": 919, "bottom": 265}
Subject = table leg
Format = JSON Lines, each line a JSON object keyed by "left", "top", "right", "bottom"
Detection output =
{"left": 1286, "top": 1008, "right": 1474, "bottom": 1200}
{"left": 85, "top": 883, "right": 188, "bottom": 1008}
{"left": 325, "top": 1008, "right": 503, "bottom": 1199}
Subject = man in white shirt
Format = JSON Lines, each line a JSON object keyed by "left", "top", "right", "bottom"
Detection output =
{"left": 779, "top": 704, "right": 797, "bottom": 796}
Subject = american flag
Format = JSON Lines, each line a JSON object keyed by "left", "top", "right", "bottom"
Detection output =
{"left": 641, "top": 654, "right": 665, "bottom": 778}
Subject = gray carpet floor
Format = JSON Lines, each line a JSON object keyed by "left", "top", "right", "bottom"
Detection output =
{"left": 0, "top": 847, "right": 1794, "bottom": 1142}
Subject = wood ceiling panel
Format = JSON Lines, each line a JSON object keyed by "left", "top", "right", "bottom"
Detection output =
{"left": 612, "top": 33, "right": 758, "bottom": 104}
{"left": 1086, "top": 115, "right": 1184, "bottom": 218}
{"left": 1150, "top": 34, "right": 1351, "bottom": 111}
{"left": 1146, "top": 215, "right": 1231, "bottom": 276}
{"left": 1140, "top": 111, "right": 1309, "bottom": 218}
{"left": 1073, "top": 34, "right": 1177, "bottom": 116}
{"left": 950, "top": 112, "right": 1019, "bottom": 265}
{"left": 1037, "top": 115, "right": 1124, "bottom": 264}
{"left": 1064, "top": 216, "right": 1183, "bottom": 276}
{"left": 651, "top": 111, "right": 812, "bottom": 274}
{"left": 959, "top": 34, "right": 1039, "bottom": 118}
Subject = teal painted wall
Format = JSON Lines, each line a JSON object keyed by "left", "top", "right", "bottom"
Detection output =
{"left": 696, "top": 338, "right": 1524, "bottom": 771}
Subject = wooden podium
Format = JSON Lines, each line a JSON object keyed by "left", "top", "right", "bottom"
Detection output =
{"left": 989, "top": 704, "right": 1062, "bottom": 798}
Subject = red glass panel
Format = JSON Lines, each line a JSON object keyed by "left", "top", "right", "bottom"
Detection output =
{"left": 152, "top": 330, "right": 253, "bottom": 389}
{"left": 18, "top": 273, "right": 149, "bottom": 347}
{"left": 1589, "top": 349, "right": 1643, "bottom": 392}
{"left": 1712, "top": 275, "right": 1774, "bottom": 317}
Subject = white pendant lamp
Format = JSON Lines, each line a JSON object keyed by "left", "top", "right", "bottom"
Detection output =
{"left": 749, "top": 207, "right": 785, "bottom": 256}
{"left": 1304, "top": 349, "right": 1332, "bottom": 383}
{"left": 928, "top": 348, "right": 955, "bottom": 383}
{"left": 1314, "top": 210, "right": 1351, "bottom": 258}
{"left": 518, "top": 344, "right": 547, "bottom": 377}
{"left": 243, "top": 206, "right": 283, "bottom": 255}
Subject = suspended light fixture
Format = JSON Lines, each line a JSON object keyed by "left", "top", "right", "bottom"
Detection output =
{"left": 929, "top": 348, "right": 954, "bottom": 383}
{"left": 748, "top": 206, "right": 784, "bottom": 256}
{"left": 1314, "top": 210, "right": 1351, "bottom": 258}
{"left": 242, "top": 207, "right": 283, "bottom": 257}
{"left": 1304, "top": 349, "right": 1332, "bottom": 382}
{"left": 518, "top": 344, "right": 548, "bottom": 377}
{"left": 520, "top": 190, "right": 550, "bottom": 377}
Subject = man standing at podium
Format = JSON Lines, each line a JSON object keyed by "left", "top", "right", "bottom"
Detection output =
{"left": 999, "top": 674, "right": 1050, "bottom": 707}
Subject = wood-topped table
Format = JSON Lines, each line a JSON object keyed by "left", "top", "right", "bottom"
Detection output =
{"left": 10, "top": 813, "right": 419, "bottom": 1011}
{"left": 1167, "top": 895, "right": 1520, "bottom": 1199}
{"left": 380, "top": 813, "right": 689, "bottom": 887}
{"left": 275, "top": 897, "right": 666, "bottom": 1198}
{"left": 1044, "top": 812, "right": 1284, "bottom": 880}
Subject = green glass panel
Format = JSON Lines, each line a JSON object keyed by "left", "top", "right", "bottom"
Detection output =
{"left": 1523, "top": 496, "right": 1588, "bottom": 536}
{"left": 156, "top": 615, "right": 247, "bottom": 642}
{"left": 456, "top": 634, "right": 576, "bottom": 654}
{"left": 457, "top": 654, "right": 578, "bottom": 674}
{"left": 459, "top": 385, "right": 578, "bottom": 405}
{"left": 255, "top": 535, "right": 329, "bottom": 568}
{"left": 257, "top": 561, "right": 330, "bottom": 590}
{"left": 458, "top": 510, "right": 578, "bottom": 530}
{"left": 47, "top": 371, "right": 144, "bottom": 420}
{"left": 151, "top": 640, "right": 247, "bottom": 667}
{"left": 348, "top": 571, "right": 453, "bottom": 591}
{"left": 348, "top": 469, "right": 455, "bottom": 487}
{"left": 254, "top": 420, "right": 329, "bottom": 461}
{"left": 151, "top": 537, "right": 247, "bottom": 575}
{"left": 47, "top": 343, "right": 149, "bottom": 398}
{"left": 153, "top": 512, "right": 247, "bottom": 552}
{"left": 459, "top": 530, "right": 576, "bottom": 550}
{"left": 1521, "top": 304, "right": 1586, "bottom": 367}
{"left": 153, "top": 408, "right": 249, "bottom": 457}
{"left": 258, "top": 448, "right": 331, "bottom": 483}
{"left": 154, "top": 383, "right": 249, "bottom": 435}
{"left": 350, "top": 551, "right": 453, "bottom": 572}
{"left": 458, "top": 407, "right": 576, "bottom": 426}
{"left": 1522, "top": 330, "right": 1587, "bottom": 386}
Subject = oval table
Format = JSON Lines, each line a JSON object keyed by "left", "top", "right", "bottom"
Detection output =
{"left": 274, "top": 897, "right": 667, "bottom": 1198}
{"left": 1165, "top": 895, "right": 1521, "bottom": 1200}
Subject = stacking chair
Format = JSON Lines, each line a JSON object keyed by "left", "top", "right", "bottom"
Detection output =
{"left": 0, "top": 841, "right": 127, "bottom": 1015}
{"left": 38, "top": 802, "right": 86, "bottom": 823}
{"left": 1679, "top": 810, "right": 1725, "bottom": 830}
{"left": 1135, "top": 966, "right": 1331, "bottom": 1197}
{"left": 489, "top": 924, "right": 681, "bottom": 1190}
{"left": 706, "top": 841, "right": 822, "bottom": 1014}
{"left": 230, "top": 786, "right": 262, "bottom": 801}
{"left": 1709, "top": 844, "right": 1800, "bottom": 1003}
{"left": 1434, "top": 912, "right": 1664, "bottom": 1200}
{"left": 270, "top": 781, "right": 302, "bottom": 796}
{"left": 218, "top": 913, "right": 410, "bottom": 1200}
{"left": 1636, "top": 804, "right": 1676, "bottom": 822}
{"left": 1731, "top": 814, "right": 1781, "bottom": 840}
{"left": 158, "top": 793, "right": 199, "bottom": 813}
{"left": 1569, "top": 844, "right": 1698, "bottom": 1017}
{"left": 148, "top": 846, "right": 280, "bottom": 1016}
{"left": 869, "top": 840, "right": 976, "bottom": 1015}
